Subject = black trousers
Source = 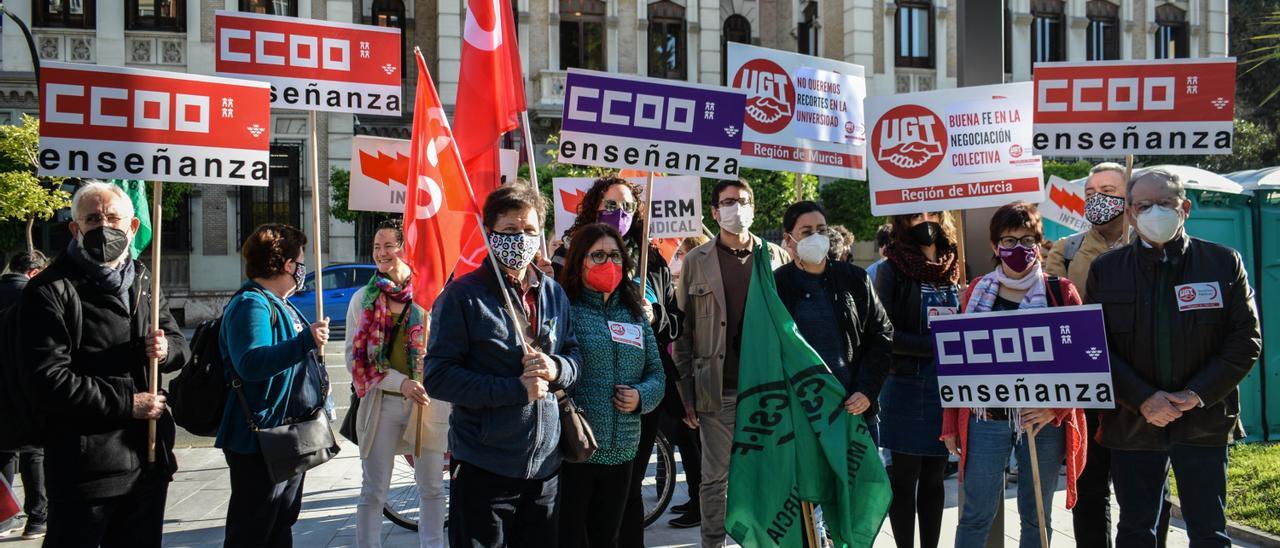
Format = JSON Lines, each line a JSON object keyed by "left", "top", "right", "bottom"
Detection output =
{"left": 223, "top": 450, "right": 306, "bottom": 548}
{"left": 0, "top": 448, "right": 47, "bottom": 525}
{"left": 449, "top": 460, "right": 559, "bottom": 548}
{"left": 887, "top": 453, "right": 947, "bottom": 548}
{"left": 618, "top": 409, "right": 661, "bottom": 548}
{"left": 558, "top": 461, "right": 634, "bottom": 548}
{"left": 42, "top": 479, "right": 167, "bottom": 548}
{"left": 1072, "top": 411, "right": 1174, "bottom": 548}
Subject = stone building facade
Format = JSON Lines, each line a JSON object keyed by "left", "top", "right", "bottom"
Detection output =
{"left": 0, "top": 0, "right": 1229, "bottom": 324}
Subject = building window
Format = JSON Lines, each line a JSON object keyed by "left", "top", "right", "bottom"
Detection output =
{"left": 1086, "top": 1, "right": 1119, "bottom": 61}
{"left": 33, "top": 0, "right": 95, "bottom": 28}
{"left": 560, "top": 0, "right": 606, "bottom": 70}
{"left": 126, "top": 0, "right": 185, "bottom": 32}
{"left": 239, "top": 143, "right": 302, "bottom": 249}
{"left": 648, "top": 1, "right": 686, "bottom": 80}
{"left": 721, "top": 14, "right": 751, "bottom": 84}
{"left": 1154, "top": 3, "right": 1189, "bottom": 59}
{"left": 1031, "top": 0, "right": 1065, "bottom": 68}
{"left": 797, "top": 1, "right": 818, "bottom": 56}
{"left": 895, "top": 1, "right": 933, "bottom": 69}
{"left": 240, "top": 0, "right": 298, "bottom": 16}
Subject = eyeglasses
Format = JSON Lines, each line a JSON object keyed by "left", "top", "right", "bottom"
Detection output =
{"left": 998, "top": 236, "right": 1040, "bottom": 248}
{"left": 602, "top": 200, "right": 639, "bottom": 213}
{"left": 717, "top": 197, "right": 753, "bottom": 208}
{"left": 1132, "top": 199, "right": 1180, "bottom": 213}
{"left": 82, "top": 213, "right": 126, "bottom": 226}
{"left": 588, "top": 250, "right": 624, "bottom": 265}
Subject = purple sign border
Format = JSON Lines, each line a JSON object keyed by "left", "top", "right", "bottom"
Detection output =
{"left": 931, "top": 305, "right": 1111, "bottom": 377}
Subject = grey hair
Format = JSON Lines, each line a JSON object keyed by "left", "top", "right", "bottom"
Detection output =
{"left": 1127, "top": 169, "right": 1186, "bottom": 203}
{"left": 71, "top": 181, "right": 135, "bottom": 222}
{"left": 1090, "top": 162, "right": 1126, "bottom": 179}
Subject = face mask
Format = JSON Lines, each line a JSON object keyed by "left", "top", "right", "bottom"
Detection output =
{"left": 584, "top": 261, "right": 623, "bottom": 293}
{"left": 488, "top": 231, "right": 541, "bottom": 271}
{"left": 1135, "top": 205, "right": 1184, "bottom": 244}
{"left": 292, "top": 261, "right": 307, "bottom": 291}
{"left": 599, "top": 208, "right": 634, "bottom": 236}
{"left": 795, "top": 233, "right": 830, "bottom": 265}
{"left": 910, "top": 221, "right": 940, "bottom": 247}
{"left": 998, "top": 244, "right": 1038, "bottom": 274}
{"left": 1085, "top": 193, "right": 1126, "bottom": 226}
{"left": 669, "top": 256, "right": 683, "bottom": 277}
{"left": 718, "top": 204, "right": 754, "bottom": 235}
{"left": 79, "top": 226, "right": 130, "bottom": 265}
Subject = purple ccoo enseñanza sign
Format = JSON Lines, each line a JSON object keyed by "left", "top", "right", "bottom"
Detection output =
{"left": 930, "top": 304, "right": 1116, "bottom": 409}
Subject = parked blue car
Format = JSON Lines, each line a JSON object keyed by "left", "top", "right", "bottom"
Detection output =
{"left": 289, "top": 263, "right": 378, "bottom": 327}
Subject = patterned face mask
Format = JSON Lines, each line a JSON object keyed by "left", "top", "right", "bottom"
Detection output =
{"left": 487, "top": 231, "right": 540, "bottom": 271}
{"left": 1085, "top": 193, "right": 1126, "bottom": 226}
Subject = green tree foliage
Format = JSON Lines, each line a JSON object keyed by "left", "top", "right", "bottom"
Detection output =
{"left": 1135, "top": 116, "right": 1277, "bottom": 173}
{"left": 701, "top": 168, "right": 818, "bottom": 234}
{"left": 0, "top": 115, "right": 69, "bottom": 251}
{"left": 1233, "top": 1, "right": 1280, "bottom": 165}
{"left": 817, "top": 178, "right": 882, "bottom": 241}
{"left": 329, "top": 168, "right": 360, "bottom": 223}
{"left": 1043, "top": 159, "right": 1093, "bottom": 183}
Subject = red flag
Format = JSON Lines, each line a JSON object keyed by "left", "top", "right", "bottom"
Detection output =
{"left": 454, "top": 0, "right": 526, "bottom": 200}
{"left": 0, "top": 476, "right": 19, "bottom": 523}
{"left": 404, "top": 51, "right": 485, "bottom": 312}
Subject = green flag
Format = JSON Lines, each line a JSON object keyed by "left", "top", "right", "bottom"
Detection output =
{"left": 112, "top": 180, "right": 152, "bottom": 259}
{"left": 726, "top": 244, "right": 892, "bottom": 547}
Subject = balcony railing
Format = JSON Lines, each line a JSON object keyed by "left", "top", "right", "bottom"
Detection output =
{"left": 894, "top": 68, "right": 936, "bottom": 93}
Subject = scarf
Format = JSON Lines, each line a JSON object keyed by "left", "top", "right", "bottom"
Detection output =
{"left": 962, "top": 265, "right": 1049, "bottom": 435}
{"left": 67, "top": 238, "right": 136, "bottom": 309}
{"left": 351, "top": 273, "right": 427, "bottom": 397}
{"left": 883, "top": 241, "right": 959, "bottom": 285}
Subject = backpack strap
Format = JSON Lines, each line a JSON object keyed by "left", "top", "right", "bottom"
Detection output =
{"left": 1061, "top": 231, "right": 1088, "bottom": 271}
{"left": 1046, "top": 275, "right": 1064, "bottom": 307}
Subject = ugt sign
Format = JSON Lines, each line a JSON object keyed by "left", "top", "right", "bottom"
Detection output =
{"left": 215, "top": 11, "right": 402, "bottom": 116}
{"left": 38, "top": 62, "right": 271, "bottom": 186}
{"left": 930, "top": 305, "right": 1115, "bottom": 409}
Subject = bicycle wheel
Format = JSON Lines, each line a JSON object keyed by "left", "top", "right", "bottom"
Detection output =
{"left": 383, "top": 454, "right": 420, "bottom": 531}
{"left": 642, "top": 432, "right": 676, "bottom": 527}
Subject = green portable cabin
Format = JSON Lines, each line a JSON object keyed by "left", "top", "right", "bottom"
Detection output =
{"left": 1227, "top": 167, "right": 1280, "bottom": 442}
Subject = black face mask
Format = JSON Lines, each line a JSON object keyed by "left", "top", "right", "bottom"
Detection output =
{"left": 80, "top": 226, "right": 130, "bottom": 264}
{"left": 910, "top": 221, "right": 941, "bottom": 247}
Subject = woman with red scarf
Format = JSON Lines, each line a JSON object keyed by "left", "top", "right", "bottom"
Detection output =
{"left": 344, "top": 219, "right": 450, "bottom": 548}
{"left": 871, "top": 211, "right": 963, "bottom": 548}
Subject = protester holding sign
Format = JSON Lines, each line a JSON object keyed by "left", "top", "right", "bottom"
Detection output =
{"left": 1045, "top": 163, "right": 1134, "bottom": 301}
{"left": 1087, "top": 170, "right": 1260, "bottom": 546}
{"left": 554, "top": 223, "right": 665, "bottom": 548}
{"left": 424, "top": 183, "right": 581, "bottom": 547}
{"left": 940, "top": 202, "right": 1087, "bottom": 548}
{"left": 774, "top": 201, "right": 893, "bottom": 433}
{"left": 19, "top": 183, "right": 189, "bottom": 548}
{"left": 344, "top": 219, "right": 450, "bottom": 548}
{"left": 674, "top": 179, "right": 789, "bottom": 547}
{"left": 871, "top": 211, "right": 961, "bottom": 548}
{"left": 548, "top": 176, "right": 690, "bottom": 542}
{"left": 216, "top": 223, "right": 330, "bottom": 548}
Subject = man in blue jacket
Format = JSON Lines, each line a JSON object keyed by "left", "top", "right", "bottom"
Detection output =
{"left": 425, "top": 182, "right": 581, "bottom": 547}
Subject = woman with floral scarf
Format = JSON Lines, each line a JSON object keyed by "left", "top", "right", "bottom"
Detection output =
{"left": 343, "top": 219, "right": 450, "bottom": 548}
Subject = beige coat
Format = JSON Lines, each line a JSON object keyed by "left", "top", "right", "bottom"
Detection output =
{"left": 673, "top": 235, "right": 790, "bottom": 412}
{"left": 1044, "top": 227, "right": 1133, "bottom": 302}
{"left": 345, "top": 290, "right": 451, "bottom": 458}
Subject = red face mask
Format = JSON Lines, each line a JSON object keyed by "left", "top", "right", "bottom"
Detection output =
{"left": 584, "top": 261, "right": 623, "bottom": 294}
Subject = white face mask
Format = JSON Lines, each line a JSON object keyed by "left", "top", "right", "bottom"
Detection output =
{"left": 1135, "top": 205, "right": 1184, "bottom": 244}
{"left": 795, "top": 233, "right": 830, "bottom": 265}
{"left": 669, "top": 255, "right": 684, "bottom": 277}
{"left": 718, "top": 204, "right": 754, "bottom": 235}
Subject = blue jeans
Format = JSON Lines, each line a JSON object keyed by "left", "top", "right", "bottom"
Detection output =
{"left": 956, "top": 417, "right": 1064, "bottom": 548}
{"left": 1112, "top": 445, "right": 1230, "bottom": 548}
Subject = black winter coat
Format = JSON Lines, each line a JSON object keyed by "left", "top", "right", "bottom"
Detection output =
{"left": 775, "top": 260, "right": 894, "bottom": 413}
{"left": 1087, "top": 235, "right": 1261, "bottom": 450}
{"left": 19, "top": 254, "right": 189, "bottom": 500}
{"left": 0, "top": 273, "right": 27, "bottom": 308}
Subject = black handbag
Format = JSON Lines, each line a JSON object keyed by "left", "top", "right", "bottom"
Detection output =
{"left": 231, "top": 349, "right": 340, "bottom": 483}
{"left": 339, "top": 385, "right": 360, "bottom": 445}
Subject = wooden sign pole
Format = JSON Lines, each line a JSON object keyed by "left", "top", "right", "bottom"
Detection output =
{"left": 308, "top": 110, "right": 325, "bottom": 358}
{"left": 146, "top": 181, "right": 164, "bottom": 463}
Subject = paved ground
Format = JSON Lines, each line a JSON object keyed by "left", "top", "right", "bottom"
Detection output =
{"left": 2, "top": 341, "right": 1257, "bottom": 547}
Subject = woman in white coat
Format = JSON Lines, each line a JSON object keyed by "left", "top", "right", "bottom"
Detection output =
{"left": 345, "top": 219, "right": 450, "bottom": 548}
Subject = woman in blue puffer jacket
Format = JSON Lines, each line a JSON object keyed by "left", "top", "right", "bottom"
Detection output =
{"left": 555, "top": 223, "right": 665, "bottom": 548}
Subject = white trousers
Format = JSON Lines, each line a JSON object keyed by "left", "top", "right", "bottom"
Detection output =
{"left": 356, "top": 394, "right": 447, "bottom": 548}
